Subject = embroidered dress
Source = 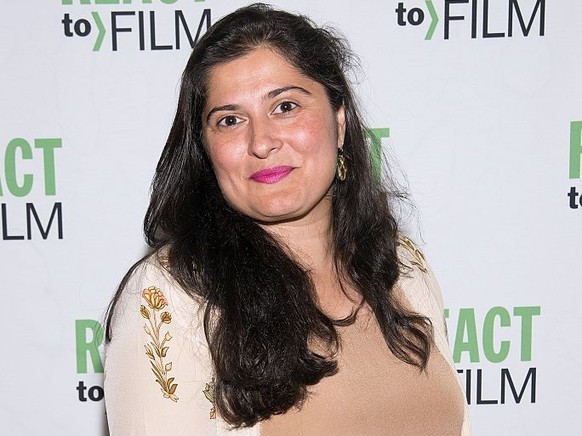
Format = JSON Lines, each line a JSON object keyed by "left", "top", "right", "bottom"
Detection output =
{"left": 104, "top": 239, "right": 472, "bottom": 435}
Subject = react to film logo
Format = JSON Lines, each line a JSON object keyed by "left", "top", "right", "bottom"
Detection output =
{"left": 568, "top": 121, "right": 582, "bottom": 210}
{"left": 395, "top": 0, "right": 545, "bottom": 40}
{"left": 445, "top": 305, "right": 541, "bottom": 405}
{"left": 0, "top": 138, "right": 63, "bottom": 241}
{"left": 60, "top": 0, "right": 211, "bottom": 52}
{"left": 76, "top": 320, "right": 105, "bottom": 402}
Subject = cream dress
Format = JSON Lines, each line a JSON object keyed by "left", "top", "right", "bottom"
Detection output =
{"left": 104, "top": 238, "right": 472, "bottom": 435}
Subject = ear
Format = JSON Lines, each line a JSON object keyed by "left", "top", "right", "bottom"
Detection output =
{"left": 336, "top": 105, "right": 346, "bottom": 149}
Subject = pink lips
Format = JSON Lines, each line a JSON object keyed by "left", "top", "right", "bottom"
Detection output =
{"left": 250, "top": 166, "right": 294, "bottom": 184}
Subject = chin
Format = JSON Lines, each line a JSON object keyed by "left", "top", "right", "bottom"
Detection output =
{"left": 246, "top": 197, "right": 304, "bottom": 221}
{"left": 252, "top": 209, "right": 304, "bottom": 224}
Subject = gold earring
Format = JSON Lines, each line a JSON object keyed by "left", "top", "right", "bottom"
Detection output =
{"left": 336, "top": 148, "right": 347, "bottom": 181}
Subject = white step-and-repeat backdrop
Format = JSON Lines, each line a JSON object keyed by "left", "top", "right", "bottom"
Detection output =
{"left": 1, "top": 1, "right": 580, "bottom": 435}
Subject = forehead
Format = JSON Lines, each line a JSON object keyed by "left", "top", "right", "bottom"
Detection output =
{"left": 204, "top": 48, "right": 321, "bottom": 105}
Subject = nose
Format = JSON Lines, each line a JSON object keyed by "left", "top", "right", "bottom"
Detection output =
{"left": 247, "top": 116, "right": 283, "bottom": 159}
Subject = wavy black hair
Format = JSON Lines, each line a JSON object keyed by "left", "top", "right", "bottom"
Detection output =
{"left": 106, "top": 3, "right": 432, "bottom": 428}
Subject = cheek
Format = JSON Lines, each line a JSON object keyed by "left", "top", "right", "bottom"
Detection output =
{"left": 206, "top": 148, "right": 244, "bottom": 206}
{"left": 205, "top": 139, "right": 245, "bottom": 181}
{"left": 290, "top": 113, "right": 338, "bottom": 155}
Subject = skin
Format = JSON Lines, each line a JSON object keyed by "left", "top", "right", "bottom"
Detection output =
{"left": 202, "top": 47, "right": 355, "bottom": 317}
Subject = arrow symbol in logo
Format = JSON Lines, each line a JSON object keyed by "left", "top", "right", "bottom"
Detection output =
{"left": 91, "top": 12, "right": 105, "bottom": 52}
{"left": 425, "top": 0, "right": 439, "bottom": 40}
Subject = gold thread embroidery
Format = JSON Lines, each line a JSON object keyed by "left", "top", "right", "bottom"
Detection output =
{"left": 398, "top": 236, "right": 428, "bottom": 273}
{"left": 157, "top": 251, "right": 171, "bottom": 270}
{"left": 203, "top": 378, "right": 217, "bottom": 419}
{"left": 140, "top": 286, "right": 179, "bottom": 402}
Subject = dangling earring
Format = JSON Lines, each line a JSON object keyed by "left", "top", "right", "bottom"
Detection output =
{"left": 336, "top": 148, "right": 347, "bottom": 181}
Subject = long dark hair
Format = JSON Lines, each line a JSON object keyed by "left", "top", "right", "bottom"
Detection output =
{"left": 106, "top": 3, "right": 432, "bottom": 427}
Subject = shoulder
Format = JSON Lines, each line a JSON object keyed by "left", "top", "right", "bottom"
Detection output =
{"left": 111, "top": 248, "right": 205, "bottom": 327}
{"left": 107, "top": 248, "right": 209, "bottom": 367}
{"left": 397, "top": 235, "right": 429, "bottom": 274}
{"left": 106, "top": 246, "right": 209, "bottom": 363}
{"left": 395, "top": 235, "right": 449, "bottom": 346}
{"left": 396, "top": 234, "right": 445, "bottom": 312}
{"left": 396, "top": 233, "right": 452, "bottom": 352}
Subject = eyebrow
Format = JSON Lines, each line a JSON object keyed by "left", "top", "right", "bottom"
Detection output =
{"left": 205, "top": 104, "right": 239, "bottom": 124}
{"left": 205, "top": 86, "right": 312, "bottom": 123}
{"left": 267, "top": 85, "right": 311, "bottom": 100}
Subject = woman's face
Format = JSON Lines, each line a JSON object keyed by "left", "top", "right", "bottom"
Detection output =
{"left": 202, "top": 47, "right": 346, "bottom": 225}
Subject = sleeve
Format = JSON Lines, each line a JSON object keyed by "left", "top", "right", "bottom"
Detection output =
{"left": 104, "top": 257, "right": 218, "bottom": 436}
{"left": 396, "top": 235, "right": 448, "bottom": 342}
{"left": 396, "top": 236, "right": 472, "bottom": 436}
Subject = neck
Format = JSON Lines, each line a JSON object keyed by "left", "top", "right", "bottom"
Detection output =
{"left": 259, "top": 203, "right": 333, "bottom": 271}
{"left": 259, "top": 201, "right": 360, "bottom": 319}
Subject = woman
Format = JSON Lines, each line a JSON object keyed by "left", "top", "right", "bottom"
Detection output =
{"left": 104, "top": 3, "right": 470, "bottom": 435}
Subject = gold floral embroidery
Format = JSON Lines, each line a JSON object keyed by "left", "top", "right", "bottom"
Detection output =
{"left": 142, "top": 286, "right": 168, "bottom": 310}
{"left": 398, "top": 236, "right": 428, "bottom": 273}
{"left": 140, "top": 286, "right": 179, "bottom": 402}
{"left": 203, "top": 378, "right": 217, "bottom": 419}
{"left": 157, "top": 251, "right": 171, "bottom": 270}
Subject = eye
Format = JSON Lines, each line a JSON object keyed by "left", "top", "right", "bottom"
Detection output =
{"left": 217, "top": 115, "right": 242, "bottom": 127}
{"left": 274, "top": 101, "right": 297, "bottom": 114}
